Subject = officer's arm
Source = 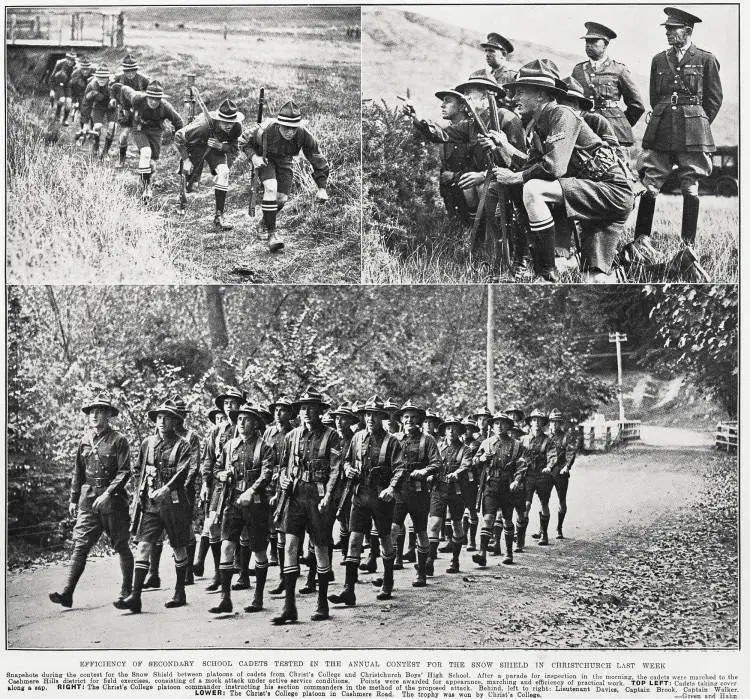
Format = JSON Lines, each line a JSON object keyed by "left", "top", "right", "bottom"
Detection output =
{"left": 649, "top": 57, "right": 659, "bottom": 109}
{"left": 300, "top": 129, "right": 330, "bottom": 188}
{"left": 702, "top": 54, "right": 723, "bottom": 123}
{"left": 521, "top": 108, "right": 580, "bottom": 181}
{"left": 106, "top": 434, "right": 132, "bottom": 497}
{"left": 619, "top": 67, "right": 646, "bottom": 126}
{"left": 71, "top": 442, "right": 85, "bottom": 504}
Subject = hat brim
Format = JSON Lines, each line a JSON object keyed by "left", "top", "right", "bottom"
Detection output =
{"left": 440, "top": 420, "right": 465, "bottom": 432}
{"left": 229, "top": 408, "right": 265, "bottom": 424}
{"left": 435, "top": 89, "right": 465, "bottom": 101}
{"left": 209, "top": 110, "right": 245, "bottom": 123}
{"left": 358, "top": 407, "right": 390, "bottom": 418}
{"left": 82, "top": 402, "right": 119, "bottom": 417}
{"left": 580, "top": 33, "right": 612, "bottom": 40}
{"left": 214, "top": 393, "right": 246, "bottom": 410}
{"left": 566, "top": 91, "right": 594, "bottom": 111}
{"left": 525, "top": 414, "right": 550, "bottom": 424}
{"left": 492, "top": 414, "right": 515, "bottom": 424}
{"left": 274, "top": 118, "right": 307, "bottom": 128}
{"left": 293, "top": 399, "right": 331, "bottom": 411}
{"left": 269, "top": 401, "right": 296, "bottom": 413}
{"left": 148, "top": 407, "right": 184, "bottom": 423}
{"left": 455, "top": 80, "right": 507, "bottom": 98}
{"left": 504, "top": 78, "right": 567, "bottom": 99}
{"left": 396, "top": 407, "right": 427, "bottom": 422}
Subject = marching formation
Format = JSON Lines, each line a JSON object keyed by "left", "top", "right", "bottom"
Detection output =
{"left": 403, "top": 7, "right": 722, "bottom": 283}
{"left": 49, "top": 389, "right": 578, "bottom": 625}
{"left": 46, "top": 51, "right": 331, "bottom": 252}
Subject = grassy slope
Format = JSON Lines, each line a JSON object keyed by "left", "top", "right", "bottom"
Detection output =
{"left": 361, "top": 8, "right": 738, "bottom": 284}
{"left": 7, "top": 8, "right": 361, "bottom": 284}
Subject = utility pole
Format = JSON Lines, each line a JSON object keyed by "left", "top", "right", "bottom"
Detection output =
{"left": 609, "top": 331, "right": 627, "bottom": 421}
{"left": 486, "top": 285, "right": 495, "bottom": 412}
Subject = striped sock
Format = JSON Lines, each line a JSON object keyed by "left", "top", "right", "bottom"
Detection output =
{"left": 261, "top": 199, "right": 277, "bottom": 230}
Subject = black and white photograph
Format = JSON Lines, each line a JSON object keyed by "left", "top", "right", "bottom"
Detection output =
{"left": 6, "top": 6, "right": 362, "bottom": 284}
{"left": 362, "top": 5, "right": 738, "bottom": 284}
{"left": 6, "top": 284, "right": 738, "bottom": 650}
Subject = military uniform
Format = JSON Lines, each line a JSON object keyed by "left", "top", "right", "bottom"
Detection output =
{"left": 50, "top": 395, "right": 132, "bottom": 609}
{"left": 460, "top": 418, "right": 482, "bottom": 551}
{"left": 112, "top": 54, "right": 150, "bottom": 167}
{"left": 521, "top": 430, "right": 554, "bottom": 546}
{"left": 49, "top": 53, "right": 76, "bottom": 122}
{"left": 549, "top": 413, "right": 578, "bottom": 539}
{"left": 69, "top": 60, "right": 94, "bottom": 138}
{"left": 635, "top": 8, "right": 723, "bottom": 247}
{"left": 472, "top": 416, "right": 526, "bottom": 566}
{"left": 572, "top": 56, "right": 645, "bottom": 147}
{"left": 83, "top": 67, "right": 118, "bottom": 158}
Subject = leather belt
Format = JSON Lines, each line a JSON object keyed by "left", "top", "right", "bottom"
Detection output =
{"left": 92, "top": 477, "right": 108, "bottom": 487}
{"left": 595, "top": 100, "right": 620, "bottom": 108}
{"left": 661, "top": 95, "right": 701, "bottom": 106}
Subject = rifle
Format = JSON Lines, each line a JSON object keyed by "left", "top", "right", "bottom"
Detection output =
{"left": 336, "top": 465, "right": 358, "bottom": 518}
{"left": 129, "top": 458, "right": 152, "bottom": 535}
{"left": 178, "top": 75, "right": 197, "bottom": 214}
{"left": 212, "top": 470, "right": 233, "bottom": 526}
{"left": 178, "top": 159, "right": 188, "bottom": 213}
{"left": 189, "top": 85, "right": 216, "bottom": 189}
{"left": 248, "top": 87, "right": 264, "bottom": 218}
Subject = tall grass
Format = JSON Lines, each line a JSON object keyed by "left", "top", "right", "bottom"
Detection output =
{"left": 6, "top": 98, "right": 196, "bottom": 284}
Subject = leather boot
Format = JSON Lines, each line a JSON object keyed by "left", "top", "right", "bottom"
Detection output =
{"left": 557, "top": 512, "right": 566, "bottom": 539}
{"left": 447, "top": 543, "right": 462, "bottom": 574}
{"left": 165, "top": 565, "right": 187, "bottom": 608}
{"left": 426, "top": 541, "right": 438, "bottom": 576}
{"left": 115, "top": 547, "right": 134, "bottom": 604}
{"left": 193, "top": 536, "right": 210, "bottom": 577}
{"left": 271, "top": 573, "right": 298, "bottom": 625}
{"left": 681, "top": 194, "right": 700, "bottom": 246}
{"left": 491, "top": 525, "right": 503, "bottom": 556}
{"left": 461, "top": 516, "right": 469, "bottom": 546}
{"left": 634, "top": 191, "right": 656, "bottom": 239}
{"left": 206, "top": 542, "right": 222, "bottom": 591}
{"left": 360, "top": 535, "right": 379, "bottom": 573}
{"left": 538, "top": 514, "right": 550, "bottom": 546}
{"left": 515, "top": 522, "right": 527, "bottom": 553}
{"left": 185, "top": 541, "right": 196, "bottom": 586}
{"left": 268, "top": 231, "right": 285, "bottom": 252}
{"left": 245, "top": 564, "right": 268, "bottom": 612}
{"left": 376, "top": 557, "right": 395, "bottom": 601}
{"left": 413, "top": 551, "right": 427, "bottom": 587}
{"left": 328, "top": 562, "right": 357, "bottom": 606}
{"left": 209, "top": 569, "right": 233, "bottom": 613}
{"left": 214, "top": 211, "right": 233, "bottom": 231}
{"left": 269, "top": 547, "right": 286, "bottom": 595}
{"left": 502, "top": 531, "right": 515, "bottom": 565}
{"left": 467, "top": 520, "right": 478, "bottom": 551}
{"left": 311, "top": 576, "right": 330, "bottom": 621}
{"left": 232, "top": 545, "right": 251, "bottom": 590}
{"left": 299, "top": 556, "right": 317, "bottom": 594}
{"left": 403, "top": 531, "right": 417, "bottom": 562}
{"left": 50, "top": 544, "right": 88, "bottom": 608}
{"left": 472, "top": 532, "right": 490, "bottom": 567}
{"left": 393, "top": 534, "right": 405, "bottom": 570}
{"left": 339, "top": 534, "right": 350, "bottom": 565}
{"left": 114, "top": 566, "right": 146, "bottom": 613}
{"left": 269, "top": 537, "right": 279, "bottom": 566}
{"left": 143, "top": 542, "right": 162, "bottom": 588}
{"left": 439, "top": 533, "right": 454, "bottom": 554}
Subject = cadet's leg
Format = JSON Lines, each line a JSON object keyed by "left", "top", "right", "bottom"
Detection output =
{"left": 447, "top": 498, "right": 464, "bottom": 573}
{"left": 500, "top": 501, "right": 516, "bottom": 565}
{"left": 412, "top": 494, "right": 431, "bottom": 585}
{"left": 206, "top": 519, "right": 222, "bottom": 591}
{"left": 100, "top": 120, "right": 116, "bottom": 161}
{"left": 209, "top": 538, "right": 236, "bottom": 614}
{"left": 259, "top": 169, "right": 279, "bottom": 240}
{"left": 165, "top": 543, "right": 189, "bottom": 608}
{"left": 491, "top": 509, "right": 503, "bottom": 556}
{"left": 91, "top": 121, "right": 103, "bottom": 158}
{"left": 245, "top": 505, "right": 270, "bottom": 612}
{"left": 114, "top": 539, "right": 152, "bottom": 614}
{"left": 269, "top": 530, "right": 286, "bottom": 595}
{"left": 537, "top": 483, "right": 552, "bottom": 547}
{"left": 213, "top": 159, "right": 233, "bottom": 231}
{"left": 330, "top": 492, "right": 372, "bottom": 606}
{"left": 522, "top": 178, "right": 564, "bottom": 281}
{"left": 271, "top": 533, "right": 300, "bottom": 624}
{"left": 134, "top": 135, "right": 153, "bottom": 201}
{"left": 233, "top": 525, "right": 252, "bottom": 590}
{"left": 514, "top": 496, "right": 528, "bottom": 553}
{"left": 143, "top": 534, "right": 163, "bottom": 588}
{"left": 63, "top": 96, "right": 73, "bottom": 125}
{"left": 554, "top": 476, "right": 569, "bottom": 539}
{"left": 245, "top": 546, "right": 269, "bottom": 613}
{"left": 117, "top": 126, "right": 130, "bottom": 167}
{"left": 360, "top": 520, "right": 380, "bottom": 574}
{"left": 105, "top": 508, "right": 135, "bottom": 603}
{"left": 311, "top": 540, "right": 331, "bottom": 621}
{"left": 49, "top": 509, "right": 102, "bottom": 608}
{"left": 374, "top": 499, "right": 395, "bottom": 600}
{"left": 473, "top": 494, "right": 497, "bottom": 567}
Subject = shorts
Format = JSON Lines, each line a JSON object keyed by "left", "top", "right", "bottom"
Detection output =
{"left": 482, "top": 489, "right": 525, "bottom": 523}
{"left": 526, "top": 474, "right": 554, "bottom": 504}
{"left": 349, "top": 487, "right": 394, "bottom": 539}
{"left": 91, "top": 105, "right": 116, "bottom": 125}
{"left": 72, "top": 502, "right": 130, "bottom": 551}
{"left": 258, "top": 156, "right": 294, "bottom": 195}
{"left": 53, "top": 84, "right": 72, "bottom": 100}
{"left": 187, "top": 148, "right": 230, "bottom": 182}
{"left": 137, "top": 492, "right": 192, "bottom": 549}
{"left": 118, "top": 107, "right": 134, "bottom": 127}
{"left": 392, "top": 485, "right": 430, "bottom": 532}
{"left": 429, "top": 486, "right": 465, "bottom": 522}
{"left": 133, "top": 129, "right": 164, "bottom": 160}
{"left": 221, "top": 498, "right": 270, "bottom": 551}
{"left": 560, "top": 172, "right": 633, "bottom": 223}
{"left": 280, "top": 481, "right": 329, "bottom": 545}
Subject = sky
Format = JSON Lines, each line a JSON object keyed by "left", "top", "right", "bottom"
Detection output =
{"left": 401, "top": 4, "right": 738, "bottom": 94}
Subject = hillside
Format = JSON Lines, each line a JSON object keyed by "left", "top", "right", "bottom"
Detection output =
{"left": 363, "top": 8, "right": 738, "bottom": 146}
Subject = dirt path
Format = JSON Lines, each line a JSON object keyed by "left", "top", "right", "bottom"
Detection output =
{"left": 7, "top": 443, "right": 708, "bottom": 650}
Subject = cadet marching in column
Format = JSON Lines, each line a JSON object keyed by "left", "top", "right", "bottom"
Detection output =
{"left": 50, "top": 387, "right": 581, "bottom": 625}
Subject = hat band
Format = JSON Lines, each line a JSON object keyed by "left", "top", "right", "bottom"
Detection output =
{"left": 515, "top": 75, "right": 557, "bottom": 87}
{"left": 146, "top": 90, "right": 163, "bottom": 97}
{"left": 277, "top": 114, "right": 302, "bottom": 125}
{"left": 218, "top": 108, "right": 238, "bottom": 119}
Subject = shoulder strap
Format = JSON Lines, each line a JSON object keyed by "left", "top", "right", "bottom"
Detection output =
{"left": 168, "top": 439, "right": 184, "bottom": 468}
{"left": 318, "top": 428, "right": 332, "bottom": 460}
{"left": 253, "top": 438, "right": 263, "bottom": 468}
{"left": 146, "top": 435, "right": 156, "bottom": 466}
{"left": 378, "top": 434, "right": 392, "bottom": 466}
{"left": 418, "top": 434, "right": 427, "bottom": 462}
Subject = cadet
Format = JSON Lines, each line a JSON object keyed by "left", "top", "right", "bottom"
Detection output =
{"left": 273, "top": 390, "right": 340, "bottom": 624}
{"left": 547, "top": 409, "right": 577, "bottom": 539}
{"left": 409, "top": 88, "right": 487, "bottom": 225}
{"left": 571, "top": 22, "right": 646, "bottom": 147}
{"left": 472, "top": 412, "right": 526, "bottom": 566}
{"left": 69, "top": 56, "right": 95, "bottom": 143}
{"left": 471, "top": 406, "right": 493, "bottom": 441}
{"left": 175, "top": 98, "right": 245, "bottom": 231}
{"left": 112, "top": 54, "right": 150, "bottom": 168}
{"left": 492, "top": 59, "right": 634, "bottom": 282}
{"left": 460, "top": 417, "right": 481, "bottom": 551}
{"left": 114, "top": 402, "right": 192, "bottom": 613}
{"left": 82, "top": 65, "right": 117, "bottom": 160}
{"left": 480, "top": 32, "right": 519, "bottom": 110}
{"left": 240, "top": 101, "right": 330, "bottom": 252}
{"left": 331, "top": 403, "right": 360, "bottom": 563}
{"left": 383, "top": 398, "right": 402, "bottom": 434}
{"left": 117, "top": 80, "right": 184, "bottom": 203}
{"left": 196, "top": 387, "right": 245, "bottom": 590}
{"left": 521, "top": 409, "right": 554, "bottom": 547}
{"left": 48, "top": 49, "right": 77, "bottom": 124}
{"left": 50, "top": 394, "right": 132, "bottom": 609}
{"left": 329, "top": 396, "right": 404, "bottom": 606}
{"left": 209, "top": 404, "right": 274, "bottom": 614}
{"left": 393, "top": 400, "right": 442, "bottom": 587}
{"left": 634, "top": 7, "right": 723, "bottom": 250}
{"left": 429, "top": 417, "right": 472, "bottom": 573}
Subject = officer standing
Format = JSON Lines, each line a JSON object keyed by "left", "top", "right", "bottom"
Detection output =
{"left": 480, "top": 32, "right": 519, "bottom": 109}
{"left": 522, "top": 409, "right": 554, "bottom": 547}
{"left": 634, "top": 7, "right": 723, "bottom": 250}
{"left": 50, "top": 393, "right": 132, "bottom": 609}
{"left": 548, "top": 409, "right": 578, "bottom": 539}
{"left": 114, "top": 401, "right": 192, "bottom": 613}
{"left": 571, "top": 22, "right": 645, "bottom": 148}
